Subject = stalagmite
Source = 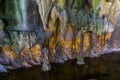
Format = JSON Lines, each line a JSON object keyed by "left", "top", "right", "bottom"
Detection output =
{"left": 41, "top": 48, "right": 51, "bottom": 71}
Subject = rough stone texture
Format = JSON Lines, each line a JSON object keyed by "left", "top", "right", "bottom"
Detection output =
{"left": 99, "top": 0, "right": 120, "bottom": 25}
{"left": 0, "top": 0, "right": 120, "bottom": 72}
{"left": 27, "top": 0, "right": 42, "bottom": 26}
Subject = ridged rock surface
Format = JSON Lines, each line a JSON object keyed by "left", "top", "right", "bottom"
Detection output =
{"left": 0, "top": 0, "right": 120, "bottom": 72}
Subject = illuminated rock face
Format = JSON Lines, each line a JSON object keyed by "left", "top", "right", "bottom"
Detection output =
{"left": 0, "top": 0, "right": 120, "bottom": 72}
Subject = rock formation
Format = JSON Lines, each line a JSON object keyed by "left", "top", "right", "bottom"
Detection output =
{"left": 0, "top": 0, "right": 120, "bottom": 72}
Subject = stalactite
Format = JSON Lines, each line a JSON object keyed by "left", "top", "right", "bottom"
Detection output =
{"left": 36, "top": 0, "right": 53, "bottom": 30}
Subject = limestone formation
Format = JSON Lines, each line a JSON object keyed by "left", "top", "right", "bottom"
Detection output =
{"left": 0, "top": 19, "right": 9, "bottom": 46}
{"left": 36, "top": 0, "right": 53, "bottom": 30}
{"left": 0, "top": 0, "right": 120, "bottom": 72}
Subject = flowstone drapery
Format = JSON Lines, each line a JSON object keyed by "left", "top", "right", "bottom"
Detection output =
{"left": 36, "top": 0, "right": 53, "bottom": 30}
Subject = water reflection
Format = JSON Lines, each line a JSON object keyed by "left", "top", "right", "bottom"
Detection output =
{"left": 0, "top": 53, "right": 120, "bottom": 80}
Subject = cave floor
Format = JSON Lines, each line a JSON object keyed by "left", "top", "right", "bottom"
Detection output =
{"left": 0, "top": 53, "right": 120, "bottom": 80}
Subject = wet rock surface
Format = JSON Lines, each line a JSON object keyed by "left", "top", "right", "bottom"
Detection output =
{"left": 0, "top": 53, "right": 120, "bottom": 80}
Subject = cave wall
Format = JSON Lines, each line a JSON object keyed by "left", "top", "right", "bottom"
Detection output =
{"left": 0, "top": 0, "right": 120, "bottom": 72}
